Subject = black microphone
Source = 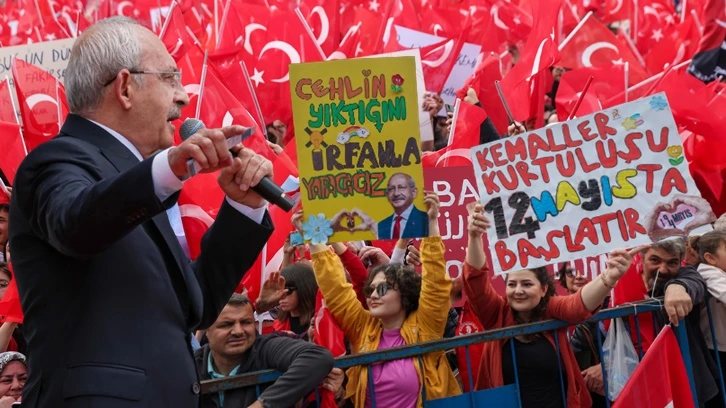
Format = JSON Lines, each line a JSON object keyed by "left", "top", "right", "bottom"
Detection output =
{"left": 179, "top": 119, "right": 294, "bottom": 212}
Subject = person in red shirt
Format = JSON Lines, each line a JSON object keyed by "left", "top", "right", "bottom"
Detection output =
{"left": 463, "top": 204, "right": 642, "bottom": 408}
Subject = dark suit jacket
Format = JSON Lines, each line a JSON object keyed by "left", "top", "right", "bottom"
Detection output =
{"left": 9, "top": 115, "right": 273, "bottom": 407}
{"left": 377, "top": 205, "right": 429, "bottom": 240}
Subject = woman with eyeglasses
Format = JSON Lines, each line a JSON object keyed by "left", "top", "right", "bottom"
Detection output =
{"left": 295, "top": 192, "right": 461, "bottom": 408}
{"left": 463, "top": 204, "right": 643, "bottom": 408}
{"left": 272, "top": 263, "right": 319, "bottom": 336}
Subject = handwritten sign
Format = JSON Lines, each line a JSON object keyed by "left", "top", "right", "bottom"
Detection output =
{"left": 0, "top": 39, "right": 75, "bottom": 83}
{"left": 393, "top": 26, "right": 481, "bottom": 106}
{"left": 426, "top": 165, "right": 605, "bottom": 302}
{"left": 290, "top": 56, "right": 426, "bottom": 243}
{"left": 470, "top": 93, "right": 716, "bottom": 274}
{"left": 361, "top": 49, "right": 433, "bottom": 142}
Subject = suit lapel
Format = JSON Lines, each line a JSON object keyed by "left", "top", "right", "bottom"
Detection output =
{"left": 60, "top": 115, "right": 198, "bottom": 319}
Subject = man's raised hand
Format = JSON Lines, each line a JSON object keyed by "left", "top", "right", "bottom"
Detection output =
{"left": 167, "top": 125, "right": 247, "bottom": 178}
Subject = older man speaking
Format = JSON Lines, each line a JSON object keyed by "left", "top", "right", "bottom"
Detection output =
{"left": 9, "top": 17, "right": 273, "bottom": 407}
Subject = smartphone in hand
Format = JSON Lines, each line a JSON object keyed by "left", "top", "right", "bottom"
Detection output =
{"left": 289, "top": 232, "right": 304, "bottom": 247}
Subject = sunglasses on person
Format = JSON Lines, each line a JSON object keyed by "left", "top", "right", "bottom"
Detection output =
{"left": 364, "top": 282, "right": 393, "bottom": 298}
{"left": 284, "top": 285, "right": 297, "bottom": 295}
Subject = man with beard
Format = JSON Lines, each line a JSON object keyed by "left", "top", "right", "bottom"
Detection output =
{"left": 196, "top": 293, "right": 336, "bottom": 408}
{"left": 375, "top": 173, "right": 429, "bottom": 240}
{"left": 641, "top": 239, "right": 719, "bottom": 406}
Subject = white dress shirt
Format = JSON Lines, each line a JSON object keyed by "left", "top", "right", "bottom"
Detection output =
{"left": 390, "top": 204, "right": 414, "bottom": 239}
{"left": 89, "top": 120, "right": 266, "bottom": 257}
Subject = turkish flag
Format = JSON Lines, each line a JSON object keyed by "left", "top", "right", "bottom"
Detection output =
{"left": 633, "top": 0, "right": 678, "bottom": 55}
{"left": 499, "top": 0, "right": 562, "bottom": 122}
{"left": 159, "top": 1, "right": 196, "bottom": 61}
{"left": 0, "top": 79, "right": 17, "bottom": 124}
{"left": 601, "top": 0, "right": 633, "bottom": 24}
{"left": 249, "top": 8, "right": 325, "bottom": 126}
{"left": 11, "top": 59, "right": 68, "bottom": 151}
{"left": 609, "top": 256, "right": 656, "bottom": 353}
{"left": 644, "top": 13, "right": 701, "bottom": 74}
{"left": 0, "top": 122, "right": 26, "bottom": 185}
{"left": 612, "top": 326, "right": 695, "bottom": 408}
{"left": 559, "top": 13, "right": 648, "bottom": 83}
{"left": 422, "top": 102, "right": 487, "bottom": 168}
{"left": 687, "top": 0, "right": 726, "bottom": 83}
{"left": 208, "top": 50, "right": 266, "bottom": 129}
{"left": 216, "top": 2, "right": 270, "bottom": 57}
{"left": 0, "top": 263, "right": 24, "bottom": 324}
{"left": 455, "top": 302, "right": 484, "bottom": 393}
{"left": 556, "top": 64, "right": 625, "bottom": 120}
{"left": 327, "top": 22, "right": 362, "bottom": 60}
{"left": 482, "top": 0, "right": 533, "bottom": 52}
{"left": 300, "top": 0, "right": 340, "bottom": 57}
{"left": 457, "top": 53, "right": 509, "bottom": 135}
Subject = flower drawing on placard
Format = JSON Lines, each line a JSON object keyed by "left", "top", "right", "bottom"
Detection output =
{"left": 622, "top": 116, "right": 638, "bottom": 131}
{"left": 302, "top": 214, "right": 334, "bottom": 245}
{"left": 391, "top": 74, "right": 404, "bottom": 93}
{"left": 667, "top": 145, "right": 684, "bottom": 166}
{"left": 650, "top": 95, "right": 668, "bottom": 111}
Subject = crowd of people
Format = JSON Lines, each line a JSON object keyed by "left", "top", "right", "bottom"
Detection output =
{"left": 0, "top": 1, "right": 725, "bottom": 407}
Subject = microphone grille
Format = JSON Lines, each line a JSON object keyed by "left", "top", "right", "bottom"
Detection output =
{"left": 179, "top": 118, "right": 206, "bottom": 140}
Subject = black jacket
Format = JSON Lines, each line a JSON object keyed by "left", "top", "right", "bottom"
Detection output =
{"left": 195, "top": 334, "right": 334, "bottom": 407}
{"left": 654, "top": 266, "right": 719, "bottom": 406}
{"left": 9, "top": 115, "right": 273, "bottom": 407}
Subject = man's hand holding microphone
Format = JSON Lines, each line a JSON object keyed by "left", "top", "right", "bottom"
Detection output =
{"left": 166, "top": 119, "right": 293, "bottom": 211}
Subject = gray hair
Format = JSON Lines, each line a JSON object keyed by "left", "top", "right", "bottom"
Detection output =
{"left": 65, "top": 17, "right": 145, "bottom": 114}
{"left": 389, "top": 172, "right": 416, "bottom": 189}
{"left": 649, "top": 238, "right": 687, "bottom": 261}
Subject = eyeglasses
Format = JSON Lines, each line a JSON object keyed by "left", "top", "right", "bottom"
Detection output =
{"left": 364, "top": 282, "right": 392, "bottom": 298}
{"left": 103, "top": 70, "right": 183, "bottom": 87}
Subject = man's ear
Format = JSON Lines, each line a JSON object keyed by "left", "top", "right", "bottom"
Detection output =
{"left": 114, "top": 70, "right": 135, "bottom": 110}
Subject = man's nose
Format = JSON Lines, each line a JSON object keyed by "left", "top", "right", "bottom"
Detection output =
{"left": 174, "top": 86, "right": 190, "bottom": 108}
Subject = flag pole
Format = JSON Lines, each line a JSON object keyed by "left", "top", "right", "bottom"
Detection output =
{"left": 294, "top": 8, "right": 327, "bottom": 60}
{"left": 494, "top": 80, "right": 516, "bottom": 125}
{"left": 216, "top": 0, "right": 232, "bottom": 49}
{"left": 624, "top": 62, "right": 629, "bottom": 102}
{"left": 558, "top": 11, "right": 593, "bottom": 51}
{"left": 681, "top": 0, "right": 687, "bottom": 24}
{"left": 690, "top": 9, "right": 703, "bottom": 33}
{"left": 632, "top": 0, "right": 639, "bottom": 42}
{"left": 619, "top": 27, "right": 646, "bottom": 67}
{"left": 567, "top": 76, "right": 594, "bottom": 120}
{"left": 195, "top": 51, "right": 209, "bottom": 120}
{"left": 5, "top": 74, "right": 27, "bottom": 155}
{"left": 158, "top": 0, "right": 177, "bottom": 40}
{"left": 240, "top": 61, "right": 268, "bottom": 134}
{"left": 442, "top": 98, "right": 462, "bottom": 168}
{"left": 642, "top": 64, "right": 675, "bottom": 97}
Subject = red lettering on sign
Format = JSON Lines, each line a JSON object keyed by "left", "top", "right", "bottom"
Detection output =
{"left": 594, "top": 112, "right": 618, "bottom": 140}
{"left": 636, "top": 164, "right": 663, "bottom": 193}
{"left": 660, "top": 167, "right": 688, "bottom": 196}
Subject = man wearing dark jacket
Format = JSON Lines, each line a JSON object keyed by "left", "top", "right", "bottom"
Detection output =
{"left": 195, "top": 293, "right": 335, "bottom": 408}
{"left": 643, "top": 239, "right": 720, "bottom": 406}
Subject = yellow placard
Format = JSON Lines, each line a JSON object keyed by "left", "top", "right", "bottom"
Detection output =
{"left": 290, "top": 56, "right": 427, "bottom": 243}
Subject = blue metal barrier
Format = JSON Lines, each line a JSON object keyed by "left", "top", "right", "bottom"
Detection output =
{"left": 200, "top": 297, "right": 719, "bottom": 407}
